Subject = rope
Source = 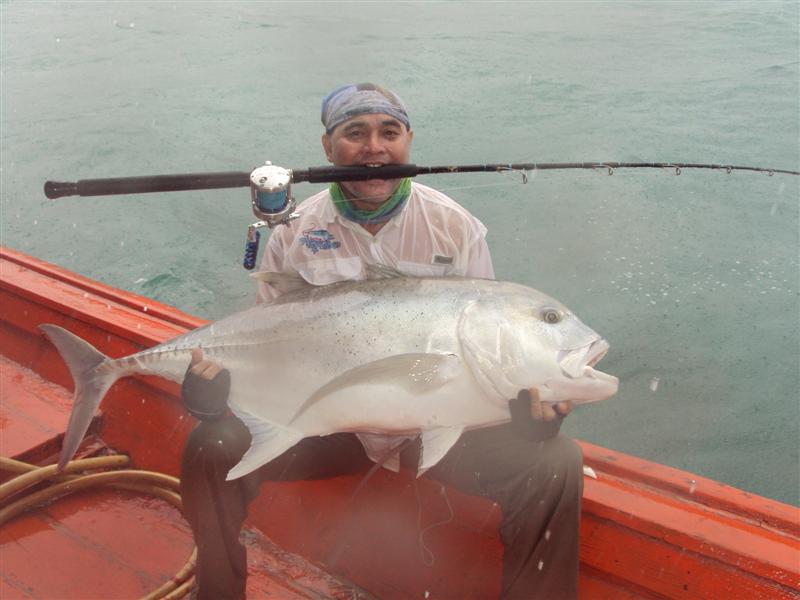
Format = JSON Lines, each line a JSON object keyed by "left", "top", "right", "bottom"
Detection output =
{"left": 0, "top": 455, "right": 196, "bottom": 600}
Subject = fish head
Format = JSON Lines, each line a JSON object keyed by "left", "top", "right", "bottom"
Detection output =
{"left": 458, "top": 282, "right": 619, "bottom": 405}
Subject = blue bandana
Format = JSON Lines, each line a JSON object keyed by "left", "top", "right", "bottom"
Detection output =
{"left": 321, "top": 83, "right": 410, "bottom": 134}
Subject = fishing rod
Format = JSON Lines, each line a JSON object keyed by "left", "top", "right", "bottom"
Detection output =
{"left": 43, "top": 160, "right": 799, "bottom": 269}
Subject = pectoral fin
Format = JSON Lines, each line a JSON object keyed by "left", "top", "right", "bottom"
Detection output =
{"left": 227, "top": 407, "right": 303, "bottom": 480}
{"left": 417, "top": 427, "right": 463, "bottom": 477}
{"left": 290, "top": 353, "right": 460, "bottom": 424}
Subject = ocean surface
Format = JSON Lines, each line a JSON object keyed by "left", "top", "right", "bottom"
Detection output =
{"left": 1, "top": 1, "right": 798, "bottom": 505}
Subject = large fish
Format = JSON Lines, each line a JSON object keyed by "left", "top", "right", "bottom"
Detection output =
{"left": 42, "top": 273, "right": 618, "bottom": 480}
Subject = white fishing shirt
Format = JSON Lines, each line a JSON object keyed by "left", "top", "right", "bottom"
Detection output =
{"left": 256, "top": 182, "right": 494, "bottom": 301}
{"left": 255, "top": 182, "right": 495, "bottom": 469}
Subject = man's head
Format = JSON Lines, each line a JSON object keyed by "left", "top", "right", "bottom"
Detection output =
{"left": 320, "top": 83, "right": 414, "bottom": 208}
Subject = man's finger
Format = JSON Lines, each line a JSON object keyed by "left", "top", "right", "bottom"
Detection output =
{"left": 198, "top": 362, "right": 223, "bottom": 380}
{"left": 528, "top": 387, "right": 547, "bottom": 421}
{"left": 540, "top": 402, "right": 558, "bottom": 422}
{"left": 190, "top": 347, "right": 203, "bottom": 366}
{"left": 554, "top": 401, "right": 574, "bottom": 417}
{"left": 190, "top": 360, "right": 222, "bottom": 380}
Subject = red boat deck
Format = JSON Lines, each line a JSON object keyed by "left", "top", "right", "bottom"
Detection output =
{"left": 1, "top": 246, "right": 798, "bottom": 599}
{"left": 1, "top": 356, "right": 376, "bottom": 599}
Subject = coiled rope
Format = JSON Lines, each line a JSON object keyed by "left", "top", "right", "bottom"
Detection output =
{"left": 0, "top": 455, "right": 196, "bottom": 600}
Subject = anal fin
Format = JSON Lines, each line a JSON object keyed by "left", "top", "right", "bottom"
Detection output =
{"left": 227, "top": 407, "right": 303, "bottom": 480}
{"left": 418, "top": 427, "right": 463, "bottom": 477}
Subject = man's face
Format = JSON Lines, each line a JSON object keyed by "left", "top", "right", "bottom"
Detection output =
{"left": 321, "top": 113, "right": 413, "bottom": 208}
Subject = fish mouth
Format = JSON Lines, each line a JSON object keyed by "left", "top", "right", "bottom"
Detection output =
{"left": 558, "top": 339, "right": 610, "bottom": 379}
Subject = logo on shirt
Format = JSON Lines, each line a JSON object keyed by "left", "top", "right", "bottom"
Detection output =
{"left": 300, "top": 227, "right": 341, "bottom": 254}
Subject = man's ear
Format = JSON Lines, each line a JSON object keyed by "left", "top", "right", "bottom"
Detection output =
{"left": 321, "top": 133, "right": 333, "bottom": 162}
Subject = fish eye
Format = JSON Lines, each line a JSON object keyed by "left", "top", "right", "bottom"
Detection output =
{"left": 540, "top": 307, "right": 562, "bottom": 324}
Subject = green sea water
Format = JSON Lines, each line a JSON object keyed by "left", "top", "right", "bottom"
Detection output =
{"left": 1, "top": 1, "right": 798, "bottom": 505}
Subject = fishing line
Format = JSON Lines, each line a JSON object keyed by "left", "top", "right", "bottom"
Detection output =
{"left": 325, "top": 437, "right": 415, "bottom": 569}
{"left": 414, "top": 480, "right": 455, "bottom": 568}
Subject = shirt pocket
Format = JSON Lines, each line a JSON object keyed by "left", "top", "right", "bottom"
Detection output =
{"left": 396, "top": 260, "right": 448, "bottom": 277}
{"left": 296, "top": 256, "right": 363, "bottom": 285}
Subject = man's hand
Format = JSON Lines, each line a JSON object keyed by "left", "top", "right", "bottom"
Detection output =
{"left": 181, "top": 348, "right": 231, "bottom": 421}
{"left": 528, "top": 387, "right": 573, "bottom": 422}
{"left": 508, "top": 387, "right": 573, "bottom": 441}
{"left": 188, "top": 347, "right": 225, "bottom": 381}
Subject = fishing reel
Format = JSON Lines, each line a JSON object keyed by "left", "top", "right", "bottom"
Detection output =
{"left": 243, "top": 162, "right": 299, "bottom": 270}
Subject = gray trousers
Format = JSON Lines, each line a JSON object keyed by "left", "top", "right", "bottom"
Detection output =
{"left": 180, "top": 416, "right": 583, "bottom": 600}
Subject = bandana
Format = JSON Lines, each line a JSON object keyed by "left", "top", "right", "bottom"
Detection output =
{"left": 329, "top": 178, "right": 412, "bottom": 225}
{"left": 321, "top": 83, "right": 410, "bottom": 134}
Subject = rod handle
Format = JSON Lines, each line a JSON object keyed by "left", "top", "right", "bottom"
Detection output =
{"left": 44, "top": 172, "right": 251, "bottom": 199}
{"left": 44, "top": 181, "right": 78, "bottom": 199}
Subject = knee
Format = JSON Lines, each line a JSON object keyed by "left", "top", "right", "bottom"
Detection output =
{"left": 514, "top": 435, "right": 583, "bottom": 494}
{"left": 545, "top": 435, "right": 583, "bottom": 469}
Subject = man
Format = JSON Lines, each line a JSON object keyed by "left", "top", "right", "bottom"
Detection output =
{"left": 181, "top": 83, "right": 583, "bottom": 599}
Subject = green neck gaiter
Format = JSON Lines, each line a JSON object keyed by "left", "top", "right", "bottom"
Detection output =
{"left": 330, "top": 178, "right": 411, "bottom": 225}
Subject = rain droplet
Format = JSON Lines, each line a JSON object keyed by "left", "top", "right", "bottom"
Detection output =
{"left": 689, "top": 480, "right": 697, "bottom": 494}
{"left": 649, "top": 377, "right": 660, "bottom": 392}
{"left": 538, "top": 560, "right": 544, "bottom": 570}
{"left": 545, "top": 530, "right": 551, "bottom": 541}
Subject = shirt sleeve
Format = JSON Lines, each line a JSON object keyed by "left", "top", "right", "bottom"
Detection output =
{"left": 464, "top": 230, "right": 495, "bottom": 279}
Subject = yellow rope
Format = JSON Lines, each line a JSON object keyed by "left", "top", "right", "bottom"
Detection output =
{"left": 0, "top": 455, "right": 196, "bottom": 599}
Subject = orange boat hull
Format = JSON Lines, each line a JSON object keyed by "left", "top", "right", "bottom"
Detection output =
{"left": 1, "top": 246, "right": 798, "bottom": 599}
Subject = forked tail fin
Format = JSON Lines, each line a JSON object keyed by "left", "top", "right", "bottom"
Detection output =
{"left": 40, "top": 324, "right": 120, "bottom": 470}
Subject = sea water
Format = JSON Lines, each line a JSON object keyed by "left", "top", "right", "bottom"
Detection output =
{"left": 1, "top": 1, "right": 798, "bottom": 505}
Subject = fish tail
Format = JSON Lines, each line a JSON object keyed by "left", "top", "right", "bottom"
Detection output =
{"left": 40, "top": 324, "right": 121, "bottom": 471}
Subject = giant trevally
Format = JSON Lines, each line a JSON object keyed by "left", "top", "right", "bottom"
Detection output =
{"left": 42, "top": 273, "right": 618, "bottom": 480}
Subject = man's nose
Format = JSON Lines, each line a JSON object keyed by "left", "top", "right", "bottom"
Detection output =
{"left": 363, "top": 132, "right": 384, "bottom": 153}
